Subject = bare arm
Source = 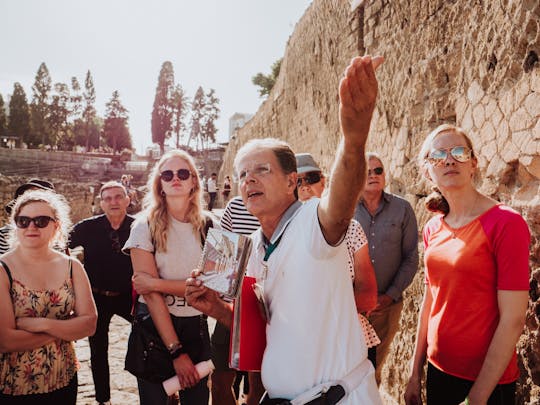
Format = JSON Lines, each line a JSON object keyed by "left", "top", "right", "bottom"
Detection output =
{"left": 319, "top": 55, "right": 383, "bottom": 244}
{"left": 353, "top": 245, "right": 377, "bottom": 313}
{"left": 404, "top": 286, "right": 432, "bottom": 405}
{"left": 0, "top": 268, "right": 56, "bottom": 352}
{"left": 132, "top": 272, "right": 187, "bottom": 296}
{"left": 464, "top": 290, "right": 528, "bottom": 405}
{"left": 130, "top": 248, "right": 200, "bottom": 388}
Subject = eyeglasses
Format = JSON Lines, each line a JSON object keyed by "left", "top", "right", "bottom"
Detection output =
{"left": 427, "top": 146, "right": 472, "bottom": 167}
{"left": 14, "top": 216, "right": 56, "bottom": 229}
{"left": 160, "top": 169, "right": 192, "bottom": 182}
{"left": 297, "top": 172, "right": 322, "bottom": 187}
{"left": 234, "top": 163, "right": 271, "bottom": 182}
{"left": 368, "top": 167, "right": 384, "bottom": 176}
{"left": 110, "top": 230, "right": 121, "bottom": 253}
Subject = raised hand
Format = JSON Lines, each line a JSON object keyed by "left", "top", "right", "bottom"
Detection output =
{"left": 339, "top": 55, "right": 384, "bottom": 146}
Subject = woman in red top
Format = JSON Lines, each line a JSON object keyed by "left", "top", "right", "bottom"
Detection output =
{"left": 404, "top": 124, "right": 530, "bottom": 405}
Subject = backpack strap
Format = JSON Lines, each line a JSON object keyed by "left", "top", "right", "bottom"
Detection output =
{"left": 0, "top": 260, "right": 13, "bottom": 289}
{"left": 69, "top": 258, "right": 73, "bottom": 279}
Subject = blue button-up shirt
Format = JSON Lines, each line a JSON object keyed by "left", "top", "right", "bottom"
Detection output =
{"left": 354, "top": 191, "right": 419, "bottom": 301}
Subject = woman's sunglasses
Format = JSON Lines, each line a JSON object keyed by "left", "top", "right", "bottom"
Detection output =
{"left": 160, "top": 169, "right": 192, "bottom": 182}
{"left": 427, "top": 146, "right": 472, "bottom": 167}
{"left": 297, "top": 172, "right": 322, "bottom": 187}
{"left": 15, "top": 215, "right": 56, "bottom": 229}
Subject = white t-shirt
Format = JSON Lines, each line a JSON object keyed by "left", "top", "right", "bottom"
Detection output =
{"left": 207, "top": 178, "right": 217, "bottom": 193}
{"left": 124, "top": 216, "right": 202, "bottom": 317}
{"left": 247, "top": 199, "right": 381, "bottom": 403}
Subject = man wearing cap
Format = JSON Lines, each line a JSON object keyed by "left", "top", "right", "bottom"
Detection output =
{"left": 354, "top": 152, "right": 419, "bottom": 384}
{"left": 0, "top": 179, "right": 55, "bottom": 255}
{"left": 69, "top": 181, "right": 134, "bottom": 405}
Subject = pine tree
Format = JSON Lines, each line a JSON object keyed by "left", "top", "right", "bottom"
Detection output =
{"left": 83, "top": 70, "right": 97, "bottom": 150}
{"left": 8, "top": 83, "right": 30, "bottom": 147}
{"left": 49, "top": 83, "right": 71, "bottom": 149}
{"left": 30, "top": 62, "right": 52, "bottom": 147}
{"left": 187, "top": 86, "right": 205, "bottom": 150}
{"left": 201, "top": 88, "right": 220, "bottom": 148}
{"left": 170, "top": 84, "right": 189, "bottom": 148}
{"left": 0, "top": 93, "right": 7, "bottom": 141}
{"left": 151, "top": 61, "right": 175, "bottom": 154}
{"left": 103, "top": 90, "right": 131, "bottom": 153}
{"left": 70, "top": 76, "right": 83, "bottom": 122}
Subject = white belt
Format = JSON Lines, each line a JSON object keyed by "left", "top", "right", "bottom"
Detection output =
{"left": 290, "top": 358, "right": 374, "bottom": 405}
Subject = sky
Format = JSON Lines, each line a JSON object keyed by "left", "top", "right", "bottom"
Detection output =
{"left": 0, "top": 0, "right": 312, "bottom": 154}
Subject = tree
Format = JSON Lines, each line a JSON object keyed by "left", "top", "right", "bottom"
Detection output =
{"left": 30, "top": 62, "right": 52, "bottom": 147}
{"left": 151, "top": 61, "right": 174, "bottom": 154}
{"left": 201, "top": 88, "right": 220, "bottom": 148}
{"left": 170, "top": 84, "right": 189, "bottom": 149}
{"left": 8, "top": 83, "right": 30, "bottom": 147}
{"left": 73, "top": 115, "right": 102, "bottom": 150}
{"left": 0, "top": 93, "right": 7, "bottom": 141}
{"left": 83, "top": 70, "right": 97, "bottom": 150}
{"left": 252, "top": 58, "right": 282, "bottom": 97}
{"left": 70, "top": 76, "right": 83, "bottom": 122}
{"left": 103, "top": 90, "right": 131, "bottom": 153}
{"left": 187, "top": 86, "right": 205, "bottom": 150}
{"left": 49, "top": 82, "right": 71, "bottom": 149}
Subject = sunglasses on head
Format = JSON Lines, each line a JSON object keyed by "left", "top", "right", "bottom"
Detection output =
{"left": 234, "top": 163, "right": 271, "bottom": 182}
{"left": 160, "top": 169, "right": 192, "bottom": 182}
{"left": 368, "top": 167, "right": 384, "bottom": 176}
{"left": 15, "top": 215, "right": 56, "bottom": 229}
{"left": 427, "top": 146, "right": 472, "bottom": 167}
{"left": 297, "top": 171, "right": 322, "bottom": 187}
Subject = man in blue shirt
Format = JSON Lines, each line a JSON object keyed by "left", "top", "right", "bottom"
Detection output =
{"left": 354, "top": 152, "right": 419, "bottom": 385}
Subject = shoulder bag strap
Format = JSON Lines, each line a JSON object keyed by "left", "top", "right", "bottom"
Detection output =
{"left": 0, "top": 259, "right": 13, "bottom": 289}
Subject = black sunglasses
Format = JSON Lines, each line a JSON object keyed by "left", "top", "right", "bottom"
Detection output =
{"left": 160, "top": 169, "right": 192, "bottom": 182}
{"left": 297, "top": 172, "right": 322, "bottom": 187}
{"left": 368, "top": 167, "right": 384, "bottom": 176}
{"left": 15, "top": 215, "right": 56, "bottom": 229}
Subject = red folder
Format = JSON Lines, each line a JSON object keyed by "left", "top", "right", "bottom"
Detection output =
{"left": 229, "top": 276, "right": 267, "bottom": 371}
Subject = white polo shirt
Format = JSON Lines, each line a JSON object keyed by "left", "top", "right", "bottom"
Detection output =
{"left": 247, "top": 199, "right": 380, "bottom": 403}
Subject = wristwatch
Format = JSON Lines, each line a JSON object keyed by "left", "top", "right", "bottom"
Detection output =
{"left": 167, "top": 342, "right": 186, "bottom": 359}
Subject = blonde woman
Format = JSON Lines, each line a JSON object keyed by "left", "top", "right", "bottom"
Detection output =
{"left": 404, "top": 125, "right": 530, "bottom": 405}
{"left": 124, "top": 149, "right": 212, "bottom": 404}
{"left": 0, "top": 190, "right": 97, "bottom": 404}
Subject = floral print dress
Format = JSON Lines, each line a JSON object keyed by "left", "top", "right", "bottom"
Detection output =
{"left": 0, "top": 261, "right": 78, "bottom": 395}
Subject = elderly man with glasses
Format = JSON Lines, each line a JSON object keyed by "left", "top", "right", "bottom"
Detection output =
{"left": 69, "top": 181, "right": 134, "bottom": 405}
{"left": 354, "top": 152, "right": 419, "bottom": 385}
{"left": 186, "top": 55, "right": 384, "bottom": 405}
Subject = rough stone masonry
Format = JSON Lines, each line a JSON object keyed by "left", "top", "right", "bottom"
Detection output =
{"left": 220, "top": 0, "right": 540, "bottom": 403}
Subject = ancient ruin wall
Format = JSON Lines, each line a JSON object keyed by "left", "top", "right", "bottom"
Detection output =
{"left": 222, "top": 0, "right": 540, "bottom": 403}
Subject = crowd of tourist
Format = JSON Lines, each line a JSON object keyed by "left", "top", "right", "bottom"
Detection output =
{"left": 0, "top": 54, "right": 531, "bottom": 405}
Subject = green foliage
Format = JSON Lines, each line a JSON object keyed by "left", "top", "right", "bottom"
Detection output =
{"left": 170, "top": 84, "right": 188, "bottom": 148}
{"left": 83, "top": 70, "right": 97, "bottom": 150}
{"left": 8, "top": 83, "right": 30, "bottom": 146}
{"left": 0, "top": 93, "right": 7, "bottom": 139}
{"left": 187, "top": 86, "right": 205, "bottom": 150}
{"left": 252, "top": 58, "right": 282, "bottom": 97}
{"left": 103, "top": 90, "right": 132, "bottom": 153}
{"left": 49, "top": 83, "right": 71, "bottom": 149}
{"left": 151, "top": 61, "right": 175, "bottom": 153}
{"left": 30, "top": 62, "right": 52, "bottom": 146}
{"left": 73, "top": 116, "right": 102, "bottom": 150}
{"left": 70, "top": 76, "right": 83, "bottom": 121}
{"left": 202, "top": 88, "right": 220, "bottom": 145}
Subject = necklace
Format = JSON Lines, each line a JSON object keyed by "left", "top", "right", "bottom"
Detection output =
{"left": 448, "top": 192, "right": 480, "bottom": 238}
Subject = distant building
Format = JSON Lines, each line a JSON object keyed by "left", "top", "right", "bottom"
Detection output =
{"left": 229, "top": 112, "right": 253, "bottom": 141}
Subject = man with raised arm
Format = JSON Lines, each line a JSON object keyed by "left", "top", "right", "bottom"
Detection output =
{"left": 186, "top": 55, "right": 383, "bottom": 404}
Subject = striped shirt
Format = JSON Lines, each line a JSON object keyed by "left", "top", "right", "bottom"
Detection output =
{"left": 220, "top": 196, "right": 260, "bottom": 236}
{"left": 0, "top": 225, "right": 11, "bottom": 255}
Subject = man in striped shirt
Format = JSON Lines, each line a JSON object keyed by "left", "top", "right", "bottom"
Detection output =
{"left": 220, "top": 196, "right": 260, "bottom": 235}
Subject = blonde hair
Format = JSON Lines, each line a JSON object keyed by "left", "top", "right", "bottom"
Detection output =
{"left": 141, "top": 149, "right": 205, "bottom": 252}
{"left": 418, "top": 124, "right": 477, "bottom": 215}
{"left": 9, "top": 189, "right": 72, "bottom": 249}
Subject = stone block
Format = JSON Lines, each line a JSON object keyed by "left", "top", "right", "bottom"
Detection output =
{"left": 501, "top": 140, "right": 521, "bottom": 163}
{"left": 473, "top": 103, "right": 486, "bottom": 128}
{"left": 521, "top": 155, "right": 540, "bottom": 180}
{"left": 467, "top": 80, "right": 485, "bottom": 105}
{"left": 482, "top": 139, "right": 498, "bottom": 161}
{"left": 461, "top": 105, "right": 474, "bottom": 131}
{"left": 509, "top": 108, "right": 534, "bottom": 132}
{"left": 499, "top": 90, "right": 515, "bottom": 118}
{"left": 524, "top": 92, "right": 540, "bottom": 118}
{"left": 486, "top": 154, "right": 505, "bottom": 178}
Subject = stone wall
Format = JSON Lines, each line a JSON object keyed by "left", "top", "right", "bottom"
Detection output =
{"left": 221, "top": 0, "right": 539, "bottom": 403}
